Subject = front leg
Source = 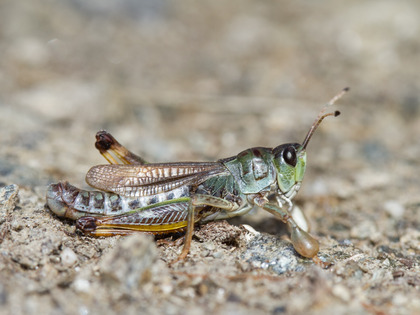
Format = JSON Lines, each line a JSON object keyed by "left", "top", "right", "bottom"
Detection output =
{"left": 252, "top": 195, "right": 319, "bottom": 259}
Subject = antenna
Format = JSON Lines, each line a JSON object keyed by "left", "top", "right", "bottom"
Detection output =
{"left": 301, "top": 87, "right": 349, "bottom": 150}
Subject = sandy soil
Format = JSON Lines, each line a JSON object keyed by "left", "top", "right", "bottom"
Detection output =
{"left": 0, "top": 1, "right": 419, "bottom": 314}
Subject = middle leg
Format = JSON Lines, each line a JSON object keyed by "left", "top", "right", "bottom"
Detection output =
{"left": 172, "top": 194, "right": 239, "bottom": 263}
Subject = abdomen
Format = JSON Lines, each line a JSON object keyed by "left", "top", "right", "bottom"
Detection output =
{"left": 46, "top": 181, "right": 190, "bottom": 220}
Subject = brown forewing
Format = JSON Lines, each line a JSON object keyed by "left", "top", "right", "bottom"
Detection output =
{"left": 85, "top": 162, "right": 228, "bottom": 198}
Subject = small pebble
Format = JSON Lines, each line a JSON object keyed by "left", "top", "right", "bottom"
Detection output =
{"left": 392, "top": 270, "right": 404, "bottom": 279}
{"left": 212, "top": 251, "right": 224, "bottom": 259}
{"left": 49, "top": 256, "right": 60, "bottom": 264}
{"left": 78, "top": 306, "right": 89, "bottom": 315}
{"left": 350, "top": 220, "right": 377, "bottom": 239}
{"left": 11, "top": 220, "right": 24, "bottom": 231}
{"left": 73, "top": 278, "right": 91, "bottom": 293}
{"left": 392, "top": 293, "right": 408, "bottom": 306}
{"left": 332, "top": 284, "right": 351, "bottom": 302}
{"left": 60, "top": 247, "right": 78, "bottom": 267}
{"left": 340, "top": 239, "right": 352, "bottom": 246}
{"left": 160, "top": 282, "right": 173, "bottom": 295}
{"left": 203, "top": 242, "right": 215, "bottom": 251}
{"left": 383, "top": 200, "right": 405, "bottom": 219}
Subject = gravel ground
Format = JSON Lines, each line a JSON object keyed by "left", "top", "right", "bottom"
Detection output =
{"left": 0, "top": 1, "right": 419, "bottom": 314}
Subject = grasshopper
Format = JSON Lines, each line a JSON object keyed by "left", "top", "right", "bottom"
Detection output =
{"left": 46, "top": 88, "right": 348, "bottom": 263}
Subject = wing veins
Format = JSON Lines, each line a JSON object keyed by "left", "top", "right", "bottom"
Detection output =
{"left": 86, "top": 162, "right": 228, "bottom": 197}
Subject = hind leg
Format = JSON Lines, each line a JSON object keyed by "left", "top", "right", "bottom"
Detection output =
{"left": 95, "top": 131, "right": 148, "bottom": 165}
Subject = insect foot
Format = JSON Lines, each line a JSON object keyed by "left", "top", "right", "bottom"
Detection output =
{"left": 76, "top": 216, "right": 97, "bottom": 232}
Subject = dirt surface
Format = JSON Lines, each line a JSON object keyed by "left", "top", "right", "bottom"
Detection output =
{"left": 0, "top": 1, "right": 419, "bottom": 314}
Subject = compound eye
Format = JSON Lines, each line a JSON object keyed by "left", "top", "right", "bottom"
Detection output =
{"left": 283, "top": 146, "right": 297, "bottom": 167}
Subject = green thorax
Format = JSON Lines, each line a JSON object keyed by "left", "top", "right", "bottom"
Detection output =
{"left": 221, "top": 147, "right": 276, "bottom": 194}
